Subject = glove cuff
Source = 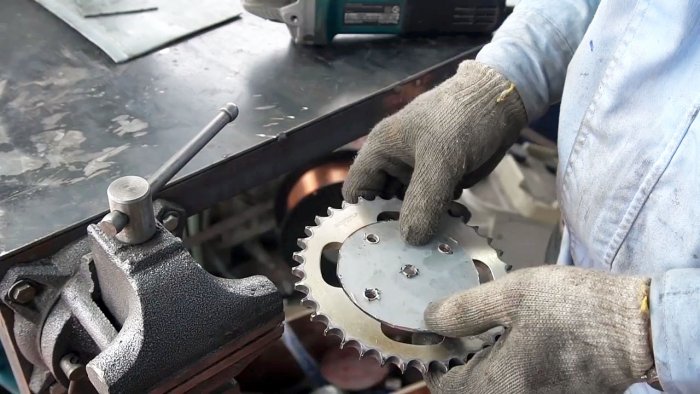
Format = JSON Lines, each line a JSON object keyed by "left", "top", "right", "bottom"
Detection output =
{"left": 451, "top": 60, "right": 528, "bottom": 132}
{"left": 619, "top": 277, "right": 655, "bottom": 382}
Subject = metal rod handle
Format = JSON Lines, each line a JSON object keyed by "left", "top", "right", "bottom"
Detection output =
{"left": 148, "top": 103, "right": 239, "bottom": 194}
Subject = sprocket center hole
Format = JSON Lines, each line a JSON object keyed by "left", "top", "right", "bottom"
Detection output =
{"left": 321, "top": 242, "right": 342, "bottom": 288}
{"left": 381, "top": 324, "right": 444, "bottom": 346}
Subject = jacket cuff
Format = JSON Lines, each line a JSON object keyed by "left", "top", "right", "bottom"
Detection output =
{"left": 650, "top": 269, "right": 700, "bottom": 392}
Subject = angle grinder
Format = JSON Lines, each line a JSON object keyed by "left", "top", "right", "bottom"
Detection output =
{"left": 242, "top": 0, "right": 507, "bottom": 45}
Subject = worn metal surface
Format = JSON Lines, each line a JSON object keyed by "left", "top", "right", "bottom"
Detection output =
{"left": 36, "top": 0, "right": 243, "bottom": 62}
{"left": 0, "top": 0, "right": 487, "bottom": 264}
{"left": 337, "top": 220, "right": 501, "bottom": 332}
{"left": 86, "top": 224, "right": 282, "bottom": 392}
{"left": 0, "top": 222, "right": 283, "bottom": 392}
{"left": 292, "top": 198, "right": 507, "bottom": 373}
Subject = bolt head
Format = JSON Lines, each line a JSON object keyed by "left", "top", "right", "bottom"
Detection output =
{"left": 400, "top": 264, "right": 419, "bottom": 278}
{"left": 8, "top": 280, "right": 37, "bottom": 304}
{"left": 162, "top": 213, "right": 179, "bottom": 232}
{"left": 363, "top": 288, "right": 381, "bottom": 301}
{"left": 438, "top": 243, "right": 453, "bottom": 255}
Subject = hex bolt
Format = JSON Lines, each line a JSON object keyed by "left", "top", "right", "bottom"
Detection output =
{"left": 161, "top": 212, "right": 180, "bottom": 232}
{"left": 438, "top": 243, "right": 453, "bottom": 255}
{"left": 8, "top": 280, "right": 37, "bottom": 304}
{"left": 364, "top": 288, "right": 381, "bottom": 301}
{"left": 365, "top": 233, "right": 380, "bottom": 244}
{"left": 400, "top": 264, "right": 419, "bottom": 278}
{"left": 60, "top": 353, "right": 86, "bottom": 381}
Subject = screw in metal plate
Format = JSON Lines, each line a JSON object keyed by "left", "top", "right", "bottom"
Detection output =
{"left": 438, "top": 243, "right": 453, "bottom": 255}
{"left": 400, "top": 264, "right": 419, "bottom": 278}
{"left": 364, "top": 288, "right": 381, "bottom": 301}
{"left": 364, "top": 233, "right": 380, "bottom": 244}
{"left": 8, "top": 280, "right": 37, "bottom": 304}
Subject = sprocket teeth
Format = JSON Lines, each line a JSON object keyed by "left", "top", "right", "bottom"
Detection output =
{"left": 386, "top": 355, "right": 405, "bottom": 372}
{"left": 296, "top": 238, "right": 307, "bottom": 249}
{"left": 291, "top": 265, "right": 305, "bottom": 278}
{"left": 304, "top": 226, "right": 314, "bottom": 236}
{"left": 341, "top": 200, "right": 349, "bottom": 208}
{"left": 364, "top": 348, "right": 383, "bottom": 364}
{"left": 484, "top": 236, "right": 505, "bottom": 257}
{"left": 314, "top": 216, "right": 322, "bottom": 225}
{"left": 326, "top": 207, "right": 337, "bottom": 216}
{"left": 292, "top": 251, "right": 304, "bottom": 263}
{"left": 427, "top": 360, "right": 449, "bottom": 375}
{"left": 310, "top": 313, "right": 329, "bottom": 325}
{"left": 324, "top": 326, "right": 345, "bottom": 339}
{"left": 294, "top": 282, "right": 309, "bottom": 294}
{"left": 343, "top": 339, "right": 363, "bottom": 354}
{"left": 409, "top": 360, "right": 429, "bottom": 375}
{"left": 300, "top": 297, "right": 317, "bottom": 309}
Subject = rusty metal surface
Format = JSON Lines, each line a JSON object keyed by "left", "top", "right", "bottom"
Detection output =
{"left": 0, "top": 0, "right": 487, "bottom": 265}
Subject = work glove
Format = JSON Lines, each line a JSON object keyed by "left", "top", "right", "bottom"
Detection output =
{"left": 424, "top": 266, "right": 655, "bottom": 394}
{"left": 342, "top": 60, "right": 528, "bottom": 245}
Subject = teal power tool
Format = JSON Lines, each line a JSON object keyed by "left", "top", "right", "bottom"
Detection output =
{"left": 242, "top": 0, "right": 506, "bottom": 45}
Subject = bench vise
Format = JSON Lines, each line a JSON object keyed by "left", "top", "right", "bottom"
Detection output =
{"left": 0, "top": 104, "right": 284, "bottom": 393}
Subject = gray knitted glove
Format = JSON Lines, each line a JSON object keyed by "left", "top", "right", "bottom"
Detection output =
{"left": 342, "top": 60, "right": 527, "bottom": 245}
{"left": 424, "top": 266, "right": 655, "bottom": 394}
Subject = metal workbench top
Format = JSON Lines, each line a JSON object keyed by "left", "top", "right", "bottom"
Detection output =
{"left": 0, "top": 0, "right": 487, "bottom": 263}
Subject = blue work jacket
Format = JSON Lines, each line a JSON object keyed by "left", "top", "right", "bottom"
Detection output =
{"left": 477, "top": 1, "right": 700, "bottom": 392}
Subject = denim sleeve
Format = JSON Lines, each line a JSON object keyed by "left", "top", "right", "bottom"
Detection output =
{"left": 650, "top": 269, "right": 700, "bottom": 393}
{"left": 476, "top": 0, "right": 600, "bottom": 122}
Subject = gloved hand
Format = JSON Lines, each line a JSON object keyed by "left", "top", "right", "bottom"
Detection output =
{"left": 424, "top": 266, "right": 655, "bottom": 394}
{"left": 342, "top": 60, "right": 527, "bottom": 245}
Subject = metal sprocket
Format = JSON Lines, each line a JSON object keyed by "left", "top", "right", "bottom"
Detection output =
{"left": 292, "top": 198, "right": 508, "bottom": 374}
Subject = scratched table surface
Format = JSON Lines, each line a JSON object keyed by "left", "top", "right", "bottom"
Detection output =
{"left": 0, "top": 0, "right": 487, "bottom": 260}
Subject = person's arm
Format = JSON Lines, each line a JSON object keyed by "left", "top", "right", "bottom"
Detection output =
{"left": 343, "top": 0, "right": 600, "bottom": 245}
{"left": 650, "top": 269, "right": 700, "bottom": 392}
{"left": 478, "top": 0, "right": 600, "bottom": 121}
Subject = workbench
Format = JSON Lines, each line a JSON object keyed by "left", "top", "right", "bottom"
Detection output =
{"left": 0, "top": 0, "right": 488, "bottom": 265}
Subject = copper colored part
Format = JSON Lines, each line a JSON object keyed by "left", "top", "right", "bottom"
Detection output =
{"left": 320, "top": 346, "right": 390, "bottom": 391}
{"left": 286, "top": 162, "right": 350, "bottom": 211}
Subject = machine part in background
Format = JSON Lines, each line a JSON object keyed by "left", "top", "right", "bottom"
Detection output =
{"left": 0, "top": 103, "right": 286, "bottom": 393}
{"left": 292, "top": 198, "right": 508, "bottom": 373}
{"left": 236, "top": 308, "right": 398, "bottom": 393}
{"left": 0, "top": 225, "right": 283, "bottom": 393}
{"left": 320, "top": 347, "right": 390, "bottom": 391}
{"left": 242, "top": 0, "right": 507, "bottom": 45}
{"left": 153, "top": 198, "right": 187, "bottom": 237}
{"left": 459, "top": 142, "right": 560, "bottom": 268}
{"left": 276, "top": 150, "right": 354, "bottom": 268}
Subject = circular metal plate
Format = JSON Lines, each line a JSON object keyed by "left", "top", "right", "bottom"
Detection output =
{"left": 293, "top": 198, "right": 508, "bottom": 372}
{"left": 337, "top": 221, "right": 479, "bottom": 332}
